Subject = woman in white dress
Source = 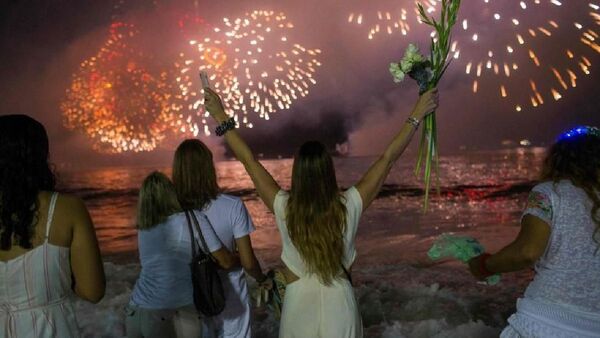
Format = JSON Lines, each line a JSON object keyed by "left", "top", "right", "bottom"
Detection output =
{"left": 0, "top": 115, "right": 105, "bottom": 337}
{"left": 203, "top": 87, "right": 438, "bottom": 337}
{"left": 468, "top": 126, "right": 600, "bottom": 337}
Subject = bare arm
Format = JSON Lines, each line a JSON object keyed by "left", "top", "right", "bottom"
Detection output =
{"left": 210, "top": 247, "right": 240, "bottom": 270}
{"left": 468, "top": 215, "right": 551, "bottom": 278}
{"left": 204, "top": 87, "right": 280, "bottom": 212}
{"left": 68, "top": 196, "right": 106, "bottom": 303}
{"left": 235, "top": 235, "right": 267, "bottom": 281}
{"left": 356, "top": 89, "right": 439, "bottom": 211}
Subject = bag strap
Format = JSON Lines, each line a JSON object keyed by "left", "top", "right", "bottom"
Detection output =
{"left": 189, "top": 210, "right": 210, "bottom": 254}
{"left": 187, "top": 210, "right": 218, "bottom": 262}
{"left": 184, "top": 210, "right": 200, "bottom": 257}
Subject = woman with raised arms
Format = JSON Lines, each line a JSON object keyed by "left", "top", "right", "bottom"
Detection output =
{"left": 203, "top": 86, "right": 438, "bottom": 337}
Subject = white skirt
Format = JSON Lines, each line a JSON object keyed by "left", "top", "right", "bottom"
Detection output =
{"left": 500, "top": 298, "right": 600, "bottom": 338}
{"left": 279, "top": 277, "right": 362, "bottom": 338}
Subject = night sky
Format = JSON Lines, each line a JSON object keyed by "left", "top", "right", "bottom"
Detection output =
{"left": 1, "top": 0, "right": 599, "bottom": 167}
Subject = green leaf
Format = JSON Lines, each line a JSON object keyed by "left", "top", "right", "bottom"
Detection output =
{"left": 415, "top": 126, "right": 427, "bottom": 177}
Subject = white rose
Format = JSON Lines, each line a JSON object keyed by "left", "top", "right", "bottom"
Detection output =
{"left": 405, "top": 43, "right": 420, "bottom": 57}
{"left": 400, "top": 59, "right": 414, "bottom": 73}
{"left": 389, "top": 62, "right": 405, "bottom": 82}
{"left": 404, "top": 43, "right": 426, "bottom": 63}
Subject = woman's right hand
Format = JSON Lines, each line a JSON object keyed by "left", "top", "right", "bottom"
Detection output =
{"left": 204, "top": 87, "right": 229, "bottom": 123}
{"left": 411, "top": 88, "right": 439, "bottom": 121}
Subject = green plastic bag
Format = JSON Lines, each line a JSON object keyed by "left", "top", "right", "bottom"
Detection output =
{"left": 428, "top": 233, "right": 500, "bottom": 285}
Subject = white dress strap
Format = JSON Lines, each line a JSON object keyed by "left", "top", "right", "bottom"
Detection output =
{"left": 45, "top": 192, "right": 59, "bottom": 240}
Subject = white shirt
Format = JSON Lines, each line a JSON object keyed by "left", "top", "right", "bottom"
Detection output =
{"left": 522, "top": 180, "right": 600, "bottom": 313}
{"left": 202, "top": 194, "right": 255, "bottom": 338}
{"left": 131, "top": 211, "right": 223, "bottom": 309}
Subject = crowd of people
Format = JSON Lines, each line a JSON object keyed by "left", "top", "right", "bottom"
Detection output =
{"left": 0, "top": 86, "right": 599, "bottom": 337}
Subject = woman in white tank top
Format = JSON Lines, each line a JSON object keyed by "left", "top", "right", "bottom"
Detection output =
{"left": 203, "top": 87, "right": 439, "bottom": 337}
{"left": 0, "top": 115, "right": 105, "bottom": 337}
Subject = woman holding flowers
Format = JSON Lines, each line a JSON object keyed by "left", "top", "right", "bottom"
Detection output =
{"left": 203, "top": 86, "right": 438, "bottom": 337}
{"left": 468, "top": 126, "right": 600, "bottom": 337}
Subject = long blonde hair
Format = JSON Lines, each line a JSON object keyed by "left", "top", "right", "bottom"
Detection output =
{"left": 136, "top": 172, "right": 181, "bottom": 229}
{"left": 286, "top": 141, "right": 347, "bottom": 285}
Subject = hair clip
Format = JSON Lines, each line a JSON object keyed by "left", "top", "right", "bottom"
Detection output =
{"left": 558, "top": 126, "right": 600, "bottom": 141}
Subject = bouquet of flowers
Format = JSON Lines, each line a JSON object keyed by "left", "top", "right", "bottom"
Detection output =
{"left": 390, "top": 0, "right": 461, "bottom": 211}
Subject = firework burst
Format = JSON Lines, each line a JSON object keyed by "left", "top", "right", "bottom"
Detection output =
{"left": 453, "top": 0, "right": 600, "bottom": 112}
{"left": 61, "top": 22, "right": 175, "bottom": 153}
{"left": 348, "top": 8, "right": 413, "bottom": 40}
{"left": 350, "top": 1, "right": 600, "bottom": 111}
{"left": 172, "top": 10, "right": 322, "bottom": 137}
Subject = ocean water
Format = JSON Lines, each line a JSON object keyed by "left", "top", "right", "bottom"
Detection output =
{"left": 60, "top": 148, "right": 547, "bottom": 337}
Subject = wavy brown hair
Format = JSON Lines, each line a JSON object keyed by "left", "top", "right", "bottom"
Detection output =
{"left": 286, "top": 141, "right": 347, "bottom": 285}
{"left": 172, "top": 139, "right": 219, "bottom": 210}
{"left": 136, "top": 172, "right": 181, "bottom": 230}
{"left": 0, "top": 115, "right": 56, "bottom": 250}
{"left": 541, "top": 128, "right": 600, "bottom": 247}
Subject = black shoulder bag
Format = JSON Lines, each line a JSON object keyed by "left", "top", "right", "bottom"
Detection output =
{"left": 184, "top": 210, "right": 226, "bottom": 316}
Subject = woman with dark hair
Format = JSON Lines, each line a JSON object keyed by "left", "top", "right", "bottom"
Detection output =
{"left": 172, "top": 139, "right": 268, "bottom": 338}
{"left": 468, "top": 126, "right": 600, "bottom": 337}
{"left": 0, "top": 115, "right": 105, "bottom": 337}
{"left": 203, "top": 87, "right": 438, "bottom": 337}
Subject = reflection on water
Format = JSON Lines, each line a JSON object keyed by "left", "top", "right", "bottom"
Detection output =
{"left": 57, "top": 148, "right": 546, "bottom": 262}
{"left": 67, "top": 148, "right": 549, "bottom": 337}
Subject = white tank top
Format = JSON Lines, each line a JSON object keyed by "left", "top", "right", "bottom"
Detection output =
{"left": 0, "top": 193, "right": 80, "bottom": 337}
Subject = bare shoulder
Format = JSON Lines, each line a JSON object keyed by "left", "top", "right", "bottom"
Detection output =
{"left": 53, "top": 193, "right": 91, "bottom": 227}
{"left": 57, "top": 193, "right": 88, "bottom": 211}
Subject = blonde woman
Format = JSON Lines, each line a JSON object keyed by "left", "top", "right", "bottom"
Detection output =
{"left": 126, "top": 172, "right": 237, "bottom": 338}
{"left": 204, "top": 87, "right": 438, "bottom": 337}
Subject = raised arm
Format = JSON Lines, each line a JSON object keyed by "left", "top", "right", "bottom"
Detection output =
{"left": 204, "top": 87, "right": 280, "bottom": 212}
{"left": 356, "top": 89, "right": 439, "bottom": 211}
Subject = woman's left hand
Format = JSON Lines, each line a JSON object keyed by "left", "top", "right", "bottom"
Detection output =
{"left": 204, "top": 87, "right": 228, "bottom": 122}
{"left": 467, "top": 255, "right": 487, "bottom": 280}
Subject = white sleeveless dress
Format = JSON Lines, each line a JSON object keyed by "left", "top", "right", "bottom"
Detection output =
{"left": 0, "top": 193, "right": 80, "bottom": 337}
{"left": 273, "top": 187, "right": 363, "bottom": 338}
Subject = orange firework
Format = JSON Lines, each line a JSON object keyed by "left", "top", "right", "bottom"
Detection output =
{"left": 61, "top": 22, "right": 175, "bottom": 153}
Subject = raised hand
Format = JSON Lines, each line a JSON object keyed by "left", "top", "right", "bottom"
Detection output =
{"left": 411, "top": 88, "right": 439, "bottom": 121}
{"left": 204, "top": 87, "right": 228, "bottom": 122}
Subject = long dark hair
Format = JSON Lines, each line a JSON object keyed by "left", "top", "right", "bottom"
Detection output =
{"left": 0, "top": 115, "right": 56, "bottom": 250}
{"left": 172, "top": 139, "right": 219, "bottom": 210}
{"left": 286, "top": 141, "right": 347, "bottom": 285}
{"left": 541, "top": 126, "right": 600, "bottom": 247}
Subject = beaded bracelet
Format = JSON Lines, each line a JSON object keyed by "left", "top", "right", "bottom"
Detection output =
{"left": 215, "top": 117, "right": 236, "bottom": 136}
{"left": 406, "top": 117, "right": 421, "bottom": 129}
